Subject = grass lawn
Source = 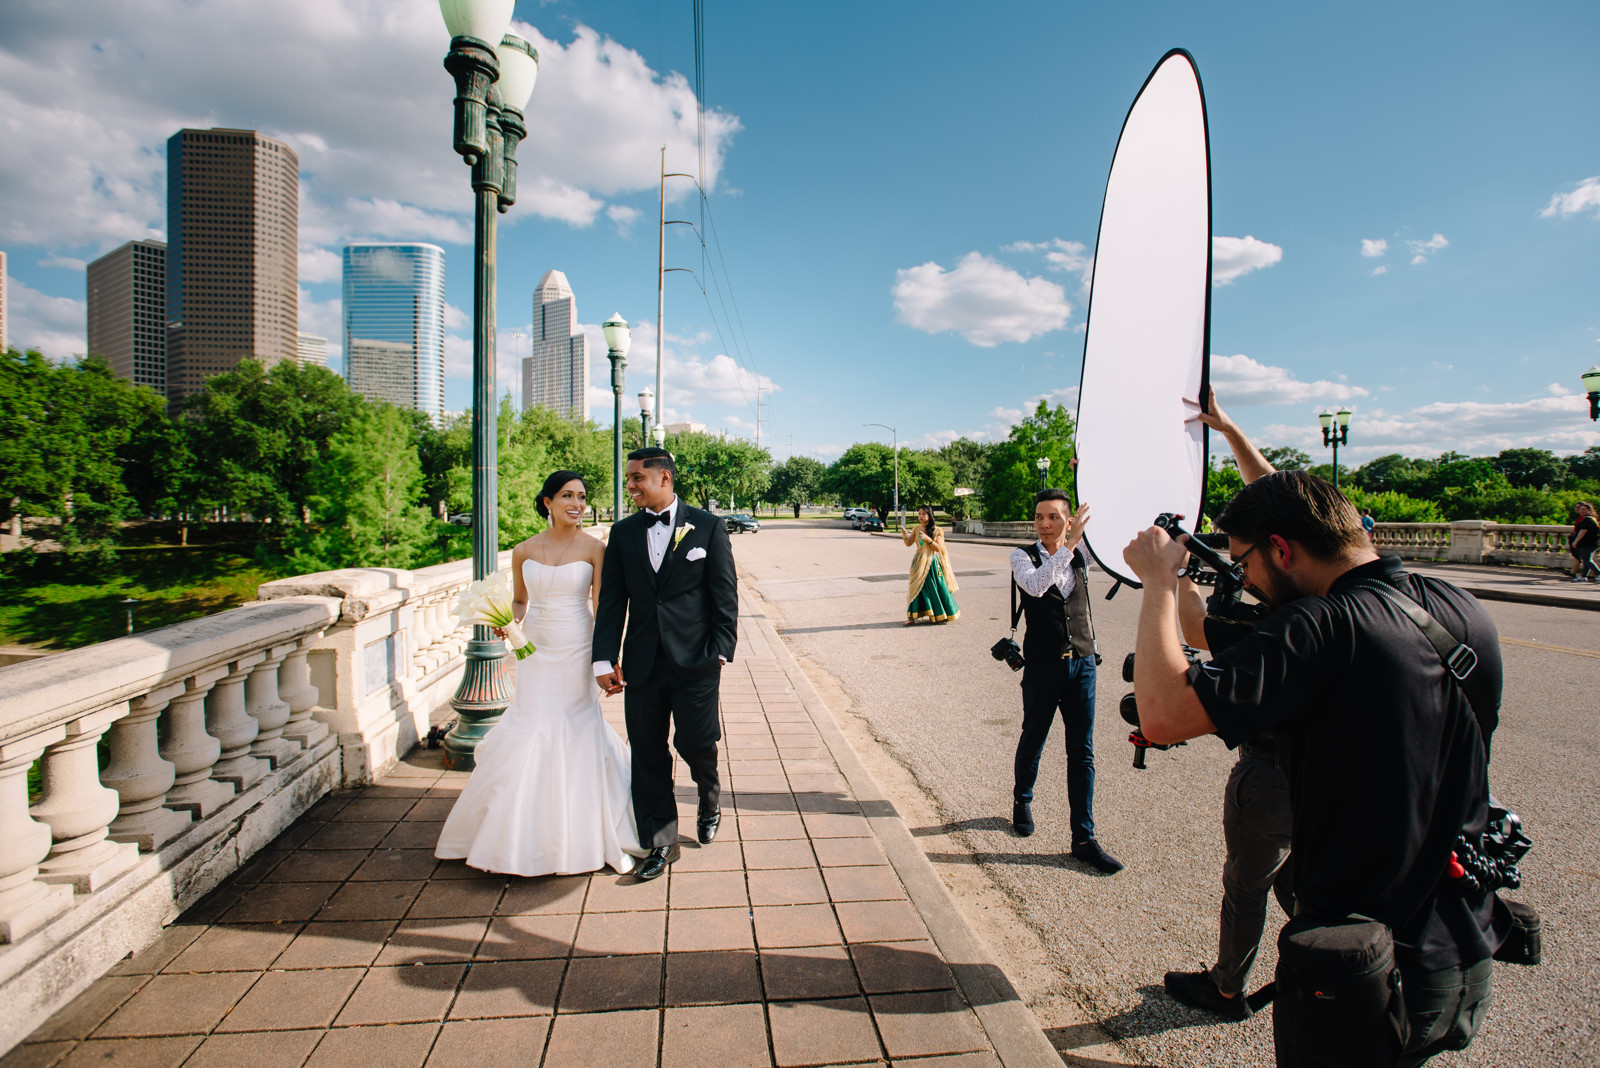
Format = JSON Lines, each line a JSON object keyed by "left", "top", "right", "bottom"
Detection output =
{"left": 0, "top": 544, "right": 278, "bottom": 652}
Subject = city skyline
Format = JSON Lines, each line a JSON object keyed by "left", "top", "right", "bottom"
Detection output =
{"left": 1, "top": 1, "right": 1597, "bottom": 462}
{"left": 523, "top": 269, "right": 589, "bottom": 421}
{"left": 342, "top": 243, "right": 446, "bottom": 420}
{"left": 86, "top": 239, "right": 167, "bottom": 391}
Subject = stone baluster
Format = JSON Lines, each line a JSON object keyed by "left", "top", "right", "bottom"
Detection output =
{"left": 160, "top": 667, "right": 235, "bottom": 816}
{"left": 415, "top": 597, "right": 439, "bottom": 647}
{"left": 206, "top": 655, "right": 268, "bottom": 791}
{"left": 0, "top": 725, "right": 73, "bottom": 943}
{"left": 104, "top": 683, "right": 192, "bottom": 851}
{"left": 279, "top": 636, "right": 330, "bottom": 749}
{"left": 32, "top": 705, "right": 141, "bottom": 894}
{"left": 246, "top": 648, "right": 300, "bottom": 768}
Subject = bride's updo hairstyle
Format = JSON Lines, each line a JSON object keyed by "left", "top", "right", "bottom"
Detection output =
{"left": 536, "top": 470, "right": 588, "bottom": 520}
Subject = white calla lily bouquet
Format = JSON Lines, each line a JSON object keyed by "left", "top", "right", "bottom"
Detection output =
{"left": 452, "top": 569, "right": 536, "bottom": 660}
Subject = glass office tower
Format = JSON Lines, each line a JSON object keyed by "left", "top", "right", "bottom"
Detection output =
{"left": 343, "top": 244, "right": 446, "bottom": 420}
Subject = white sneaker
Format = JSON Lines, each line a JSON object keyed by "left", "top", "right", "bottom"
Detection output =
{"left": 1572, "top": 576, "right": 1586, "bottom": 583}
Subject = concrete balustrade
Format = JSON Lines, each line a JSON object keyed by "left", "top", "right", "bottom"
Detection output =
{"left": 245, "top": 648, "right": 299, "bottom": 768}
{"left": 104, "top": 687, "right": 191, "bottom": 852}
{"left": 159, "top": 669, "right": 233, "bottom": 817}
{"left": 32, "top": 706, "right": 142, "bottom": 895}
{"left": 0, "top": 727, "right": 72, "bottom": 944}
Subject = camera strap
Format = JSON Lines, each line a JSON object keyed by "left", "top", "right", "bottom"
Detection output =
{"left": 1345, "top": 580, "right": 1487, "bottom": 733}
{"left": 1009, "top": 575, "right": 1022, "bottom": 635}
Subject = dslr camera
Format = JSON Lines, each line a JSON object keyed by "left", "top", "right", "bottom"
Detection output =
{"left": 990, "top": 636, "right": 1025, "bottom": 672}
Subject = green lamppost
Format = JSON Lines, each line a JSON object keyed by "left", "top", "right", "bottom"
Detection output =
{"left": 604, "top": 316, "right": 633, "bottom": 522}
{"left": 1583, "top": 361, "right": 1600, "bottom": 422}
{"left": 1317, "top": 407, "right": 1352, "bottom": 490}
{"left": 638, "top": 387, "right": 655, "bottom": 449}
{"left": 438, "top": 0, "right": 539, "bottom": 771}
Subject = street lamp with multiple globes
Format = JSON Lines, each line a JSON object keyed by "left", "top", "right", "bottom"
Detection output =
{"left": 1583, "top": 361, "right": 1600, "bottom": 422}
{"left": 1036, "top": 456, "right": 1052, "bottom": 488}
{"left": 1318, "top": 407, "right": 1353, "bottom": 490}
{"left": 863, "top": 423, "right": 901, "bottom": 525}
{"left": 604, "top": 316, "right": 633, "bottom": 522}
{"left": 638, "top": 387, "right": 655, "bottom": 448}
{"left": 438, "top": 0, "right": 539, "bottom": 771}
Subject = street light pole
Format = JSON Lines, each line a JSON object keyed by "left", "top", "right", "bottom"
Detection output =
{"left": 864, "top": 422, "right": 899, "bottom": 525}
{"left": 604, "top": 316, "right": 632, "bottom": 523}
{"left": 438, "top": 0, "right": 538, "bottom": 771}
{"left": 1318, "top": 408, "right": 1353, "bottom": 490}
{"left": 1583, "top": 360, "right": 1600, "bottom": 421}
{"left": 638, "top": 387, "right": 654, "bottom": 449}
{"left": 1036, "top": 456, "right": 1052, "bottom": 489}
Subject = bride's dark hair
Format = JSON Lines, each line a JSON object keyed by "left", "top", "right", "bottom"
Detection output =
{"left": 536, "top": 471, "right": 588, "bottom": 519}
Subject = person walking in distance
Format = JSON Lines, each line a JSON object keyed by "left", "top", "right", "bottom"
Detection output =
{"left": 592, "top": 448, "right": 739, "bottom": 880}
{"left": 1567, "top": 501, "right": 1598, "bottom": 583}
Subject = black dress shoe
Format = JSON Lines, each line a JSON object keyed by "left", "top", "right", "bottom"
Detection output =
{"left": 697, "top": 803, "right": 722, "bottom": 845}
{"left": 1070, "top": 838, "right": 1125, "bottom": 874}
{"left": 1164, "top": 967, "right": 1251, "bottom": 1021}
{"left": 634, "top": 844, "right": 680, "bottom": 880}
{"left": 1012, "top": 802, "right": 1035, "bottom": 837}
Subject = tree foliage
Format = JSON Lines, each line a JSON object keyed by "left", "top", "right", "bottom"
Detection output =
{"left": 666, "top": 430, "right": 772, "bottom": 510}
{"left": 767, "top": 455, "right": 826, "bottom": 517}
{"left": 980, "top": 401, "right": 1077, "bottom": 521}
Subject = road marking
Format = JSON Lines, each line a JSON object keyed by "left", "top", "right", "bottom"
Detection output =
{"left": 1499, "top": 637, "right": 1600, "bottom": 660}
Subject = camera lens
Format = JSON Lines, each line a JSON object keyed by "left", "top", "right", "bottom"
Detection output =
{"left": 1119, "top": 692, "right": 1140, "bottom": 727}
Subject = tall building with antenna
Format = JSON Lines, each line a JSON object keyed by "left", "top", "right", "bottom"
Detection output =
{"left": 523, "top": 269, "right": 589, "bottom": 420}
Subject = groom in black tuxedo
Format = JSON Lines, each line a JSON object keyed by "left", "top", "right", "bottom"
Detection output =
{"left": 593, "top": 448, "right": 739, "bottom": 880}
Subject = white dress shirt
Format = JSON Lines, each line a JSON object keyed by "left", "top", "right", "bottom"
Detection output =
{"left": 1010, "top": 540, "right": 1079, "bottom": 600}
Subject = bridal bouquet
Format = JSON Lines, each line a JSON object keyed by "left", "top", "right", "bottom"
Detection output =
{"left": 452, "top": 570, "right": 536, "bottom": 660}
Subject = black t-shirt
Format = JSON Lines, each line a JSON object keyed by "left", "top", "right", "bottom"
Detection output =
{"left": 1572, "top": 515, "right": 1599, "bottom": 552}
{"left": 1187, "top": 556, "right": 1508, "bottom": 971}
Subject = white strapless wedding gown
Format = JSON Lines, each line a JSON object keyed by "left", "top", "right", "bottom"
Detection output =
{"left": 435, "top": 559, "right": 643, "bottom": 876}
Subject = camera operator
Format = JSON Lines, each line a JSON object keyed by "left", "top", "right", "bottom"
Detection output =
{"left": 1009, "top": 488, "right": 1122, "bottom": 874}
{"left": 1122, "top": 471, "right": 1508, "bottom": 1066}
{"left": 1162, "top": 393, "right": 1294, "bottom": 1021}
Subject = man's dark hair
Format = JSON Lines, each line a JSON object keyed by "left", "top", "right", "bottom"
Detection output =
{"left": 1034, "top": 488, "right": 1071, "bottom": 507}
{"left": 627, "top": 447, "right": 676, "bottom": 482}
{"left": 1216, "top": 470, "right": 1369, "bottom": 559}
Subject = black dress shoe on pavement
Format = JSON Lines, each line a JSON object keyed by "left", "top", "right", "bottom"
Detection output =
{"left": 1164, "top": 967, "right": 1251, "bottom": 1021}
{"left": 634, "top": 844, "right": 680, "bottom": 880}
{"left": 697, "top": 802, "right": 722, "bottom": 845}
{"left": 1070, "top": 839, "right": 1125, "bottom": 874}
{"left": 1012, "top": 802, "right": 1035, "bottom": 837}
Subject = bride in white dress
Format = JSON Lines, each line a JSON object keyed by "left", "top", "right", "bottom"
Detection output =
{"left": 435, "top": 471, "right": 643, "bottom": 876}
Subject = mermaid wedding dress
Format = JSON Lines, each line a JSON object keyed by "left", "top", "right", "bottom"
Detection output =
{"left": 435, "top": 559, "right": 643, "bottom": 875}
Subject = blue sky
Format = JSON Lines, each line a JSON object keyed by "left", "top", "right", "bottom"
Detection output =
{"left": 2, "top": 0, "right": 1597, "bottom": 464}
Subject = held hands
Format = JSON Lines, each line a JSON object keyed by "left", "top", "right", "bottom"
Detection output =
{"left": 596, "top": 665, "right": 625, "bottom": 697}
{"left": 1123, "top": 524, "right": 1191, "bottom": 589}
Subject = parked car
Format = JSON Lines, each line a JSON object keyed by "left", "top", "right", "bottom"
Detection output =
{"left": 859, "top": 514, "right": 885, "bottom": 532}
{"left": 842, "top": 507, "right": 870, "bottom": 523}
{"left": 447, "top": 513, "right": 472, "bottom": 526}
{"left": 724, "top": 512, "right": 761, "bottom": 534}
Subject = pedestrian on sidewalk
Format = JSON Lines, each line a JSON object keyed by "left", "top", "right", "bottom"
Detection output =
{"left": 1567, "top": 501, "right": 1598, "bottom": 583}
{"left": 1008, "top": 488, "right": 1122, "bottom": 874}
{"left": 901, "top": 506, "right": 960, "bottom": 624}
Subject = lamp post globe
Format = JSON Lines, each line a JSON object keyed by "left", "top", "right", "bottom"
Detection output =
{"left": 605, "top": 316, "right": 632, "bottom": 523}
{"left": 638, "top": 386, "right": 655, "bottom": 447}
{"left": 1583, "top": 363, "right": 1600, "bottom": 421}
{"left": 1318, "top": 407, "right": 1352, "bottom": 490}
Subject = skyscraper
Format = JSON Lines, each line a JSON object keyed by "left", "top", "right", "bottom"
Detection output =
{"left": 165, "top": 127, "right": 299, "bottom": 412}
{"left": 296, "top": 332, "right": 328, "bottom": 367}
{"left": 342, "top": 243, "right": 446, "bottom": 420}
{"left": 524, "top": 269, "right": 589, "bottom": 420}
{"left": 87, "top": 240, "right": 167, "bottom": 391}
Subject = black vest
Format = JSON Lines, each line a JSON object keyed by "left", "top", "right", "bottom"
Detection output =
{"left": 1017, "top": 543, "right": 1097, "bottom": 661}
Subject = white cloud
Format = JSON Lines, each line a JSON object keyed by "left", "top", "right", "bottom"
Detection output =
{"left": 0, "top": 2, "right": 739, "bottom": 255}
{"left": 990, "top": 406, "right": 1024, "bottom": 423}
{"left": 606, "top": 204, "right": 641, "bottom": 235}
{"left": 5, "top": 276, "right": 86, "bottom": 357}
{"left": 1406, "top": 233, "right": 1449, "bottom": 265}
{"left": 298, "top": 247, "right": 341, "bottom": 284}
{"left": 1360, "top": 238, "right": 1388, "bottom": 258}
{"left": 892, "top": 253, "right": 1071, "bottom": 347}
{"left": 1210, "top": 353, "right": 1371, "bottom": 405}
{"left": 39, "top": 256, "right": 87, "bottom": 271}
{"left": 1211, "top": 235, "right": 1283, "bottom": 285}
{"left": 1371, "top": 266, "right": 1389, "bottom": 276}
{"left": 1539, "top": 176, "right": 1600, "bottom": 219}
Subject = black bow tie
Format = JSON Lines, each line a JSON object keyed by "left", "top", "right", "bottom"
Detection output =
{"left": 648, "top": 509, "right": 673, "bottom": 526}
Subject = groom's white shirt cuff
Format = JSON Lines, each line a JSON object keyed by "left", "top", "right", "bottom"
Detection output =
{"left": 593, "top": 661, "right": 612, "bottom": 676}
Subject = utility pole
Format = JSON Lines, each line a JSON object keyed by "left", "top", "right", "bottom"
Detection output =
{"left": 755, "top": 385, "right": 762, "bottom": 451}
{"left": 657, "top": 149, "right": 696, "bottom": 442}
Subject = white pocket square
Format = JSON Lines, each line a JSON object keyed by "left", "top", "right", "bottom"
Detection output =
{"left": 686, "top": 547, "right": 707, "bottom": 561}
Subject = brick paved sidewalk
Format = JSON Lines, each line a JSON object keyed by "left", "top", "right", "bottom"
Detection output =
{"left": 4, "top": 591, "right": 1053, "bottom": 1068}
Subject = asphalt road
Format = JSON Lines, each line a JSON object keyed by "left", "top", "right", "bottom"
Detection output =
{"left": 729, "top": 519, "right": 1599, "bottom": 1068}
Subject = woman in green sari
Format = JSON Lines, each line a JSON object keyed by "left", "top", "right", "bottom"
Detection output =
{"left": 901, "top": 506, "right": 959, "bottom": 624}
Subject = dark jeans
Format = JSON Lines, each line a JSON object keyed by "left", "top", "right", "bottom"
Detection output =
{"left": 1210, "top": 754, "right": 1294, "bottom": 996}
{"left": 1013, "top": 656, "right": 1097, "bottom": 844}
{"left": 1396, "top": 957, "right": 1494, "bottom": 1067}
{"left": 1573, "top": 548, "right": 1598, "bottom": 578}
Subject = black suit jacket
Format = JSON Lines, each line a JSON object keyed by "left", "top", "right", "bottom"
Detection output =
{"left": 592, "top": 501, "right": 739, "bottom": 681}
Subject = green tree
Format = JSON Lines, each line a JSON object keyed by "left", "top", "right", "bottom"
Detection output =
{"left": 767, "top": 455, "right": 826, "bottom": 518}
{"left": 1260, "top": 446, "right": 1311, "bottom": 471}
{"left": 823, "top": 443, "right": 895, "bottom": 516}
{"left": 1202, "top": 459, "right": 1246, "bottom": 523}
{"left": 0, "top": 348, "right": 54, "bottom": 525}
{"left": 1493, "top": 448, "right": 1568, "bottom": 489}
{"left": 896, "top": 450, "right": 956, "bottom": 519}
{"left": 1567, "top": 446, "right": 1600, "bottom": 483}
{"left": 1352, "top": 454, "right": 1429, "bottom": 496}
{"left": 1342, "top": 488, "right": 1445, "bottom": 523}
{"left": 980, "top": 401, "right": 1077, "bottom": 521}
{"left": 936, "top": 438, "right": 996, "bottom": 519}
{"left": 667, "top": 431, "right": 771, "bottom": 509}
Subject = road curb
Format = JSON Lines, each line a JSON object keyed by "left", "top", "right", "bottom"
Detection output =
{"left": 739, "top": 581, "right": 1066, "bottom": 1068}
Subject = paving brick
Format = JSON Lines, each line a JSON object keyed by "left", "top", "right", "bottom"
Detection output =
{"left": 94, "top": 971, "right": 258, "bottom": 1037}
{"left": 448, "top": 959, "right": 564, "bottom": 1019}
{"left": 184, "top": 1029, "right": 322, "bottom": 1068}
{"left": 406, "top": 878, "right": 506, "bottom": 919}
{"left": 759, "top": 946, "right": 859, "bottom": 1001}
{"left": 748, "top": 867, "right": 827, "bottom": 907}
{"left": 426, "top": 1018, "right": 552, "bottom": 1067}
{"left": 667, "top": 869, "right": 748, "bottom": 909}
{"left": 666, "top": 907, "right": 755, "bottom": 952}
{"left": 811, "top": 838, "right": 889, "bottom": 868}
{"left": 497, "top": 874, "right": 589, "bottom": 914}
{"left": 801, "top": 813, "right": 871, "bottom": 839}
{"left": 734, "top": 774, "right": 791, "bottom": 793}
{"left": 215, "top": 968, "right": 363, "bottom": 1031}
{"left": 350, "top": 849, "right": 439, "bottom": 882}
{"left": 381, "top": 822, "right": 446, "bottom": 849}
{"left": 275, "top": 921, "right": 395, "bottom": 969}
{"left": 222, "top": 883, "right": 334, "bottom": 923}
{"left": 737, "top": 814, "right": 806, "bottom": 841}
{"left": 664, "top": 950, "right": 762, "bottom": 1006}
{"left": 558, "top": 955, "right": 663, "bottom": 1013}
{"left": 331, "top": 798, "right": 417, "bottom": 822}
{"left": 583, "top": 871, "right": 667, "bottom": 913}
{"left": 752, "top": 904, "right": 843, "bottom": 949}
{"left": 662, "top": 1003, "right": 770, "bottom": 1068}
{"left": 793, "top": 792, "right": 860, "bottom": 815}
{"left": 475, "top": 913, "right": 579, "bottom": 960}
{"left": 731, "top": 792, "right": 798, "bottom": 815}
{"left": 304, "top": 821, "right": 392, "bottom": 850}
{"left": 360, "top": 784, "right": 431, "bottom": 800}
{"left": 375, "top": 917, "right": 491, "bottom": 964}
{"left": 404, "top": 798, "right": 456, "bottom": 821}
{"left": 3, "top": 1041, "right": 80, "bottom": 1068}
{"left": 265, "top": 849, "right": 370, "bottom": 883}
{"left": 543, "top": 1009, "right": 658, "bottom": 1065}
{"left": 573, "top": 910, "right": 666, "bottom": 956}
{"left": 670, "top": 842, "right": 745, "bottom": 872}
{"left": 56, "top": 1036, "right": 202, "bottom": 1068}
{"left": 870, "top": 991, "right": 988, "bottom": 1058}
{"left": 106, "top": 925, "right": 206, "bottom": 976}
{"left": 333, "top": 964, "right": 466, "bottom": 1026}
{"left": 25, "top": 975, "right": 144, "bottom": 1041}
{"left": 304, "top": 1022, "right": 438, "bottom": 1068}
{"left": 741, "top": 839, "right": 817, "bottom": 870}
{"left": 835, "top": 901, "right": 927, "bottom": 944}
{"left": 767, "top": 997, "right": 881, "bottom": 1067}
{"left": 318, "top": 880, "right": 425, "bottom": 921}
{"left": 230, "top": 848, "right": 285, "bottom": 884}
{"left": 302, "top": 796, "right": 350, "bottom": 822}
{"left": 850, "top": 941, "right": 955, "bottom": 994}
{"left": 821, "top": 865, "right": 905, "bottom": 903}
{"left": 428, "top": 859, "right": 487, "bottom": 880}
{"left": 889, "top": 1053, "right": 1002, "bottom": 1067}
{"left": 165, "top": 923, "right": 299, "bottom": 972}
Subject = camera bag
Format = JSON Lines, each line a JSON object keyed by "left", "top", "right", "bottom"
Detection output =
{"left": 1273, "top": 914, "right": 1407, "bottom": 1067}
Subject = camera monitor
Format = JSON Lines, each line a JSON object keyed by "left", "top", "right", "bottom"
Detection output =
{"left": 1074, "top": 49, "right": 1213, "bottom": 588}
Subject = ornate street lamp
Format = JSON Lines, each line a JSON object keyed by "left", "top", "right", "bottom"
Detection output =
{"left": 1036, "top": 456, "right": 1052, "bottom": 488}
{"left": 638, "top": 386, "right": 655, "bottom": 448}
{"left": 653, "top": 423, "right": 667, "bottom": 447}
{"left": 863, "top": 423, "right": 900, "bottom": 525}
{"left": 1318, "top": 407, "right": 1353, "bottom": 490}
{"left": 604, "top": 316, "right": 633, "bottom": 522}
{"left": 1582, "top": 362, "right": 1600, "bottom": 422}
{"left": 438, "top": 0, "right": 539, "bottom": 771}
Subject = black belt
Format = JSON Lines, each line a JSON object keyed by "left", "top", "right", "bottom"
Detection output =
{"left": 1240, "top": 740, "right": 1279, "bottom": 762}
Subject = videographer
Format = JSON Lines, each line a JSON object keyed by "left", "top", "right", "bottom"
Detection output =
{"left": 1122, "top": 471, "right": 1508, "bottom": 1066}
{"left": 1162, "top": 392, "right": 1295, "bottom": 1021}
{"left": 1008, "top": 488, "right": 1122, "bottom": 874}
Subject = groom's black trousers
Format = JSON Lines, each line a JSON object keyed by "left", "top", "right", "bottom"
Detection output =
{"left": 625, "top": 658, "right": 722, "bottom": 849}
